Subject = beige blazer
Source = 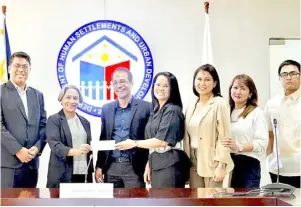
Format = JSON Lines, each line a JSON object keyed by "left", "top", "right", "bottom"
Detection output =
{"left": 183, "top": 96, "right": 234, "bottom": 177}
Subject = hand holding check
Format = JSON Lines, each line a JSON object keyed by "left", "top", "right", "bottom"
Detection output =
{"left": 91, "top": 139, "right": 136, "bottom": 151}
{"left": 115, "top": 139, "right": 136, "bottom": 150}
{"left": 79, "top": 144, "right": 92, "bottom": 154}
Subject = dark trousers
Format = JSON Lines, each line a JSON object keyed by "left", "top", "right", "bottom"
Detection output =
{"left": 1, "top": 164, "right": 38, "bottom": 188}
{"left": 270, "top": 172, "right": 301, "bottom": 188}
{"left": 105, "top": 161, "right": 145, "bottom": 188}
{"left": 230, "top": 154, "right": 261, "bottom": 188}
{"left": 71, "top": 173, "right": 93, "bottom": 183}
{"left": 151, "top": 164, "right": 185, "bottom": 188}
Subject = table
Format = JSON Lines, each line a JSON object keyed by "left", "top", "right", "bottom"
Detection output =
{"left": 1, "top": 188, "right": 300, "bottom": 206}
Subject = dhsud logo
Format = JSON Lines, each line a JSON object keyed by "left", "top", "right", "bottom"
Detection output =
{"left": 56, "top": 20, "right": 154, "bottom": 117}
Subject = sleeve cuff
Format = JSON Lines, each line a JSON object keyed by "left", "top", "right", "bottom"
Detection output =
{"left": 12, "top": 145, "right": 23, "bottom": 156}
{"left": 214, "top": 149, "right": 231, "bottom": 164}
{"left": 61, "top": 146, "right": 72, "bottom": 160}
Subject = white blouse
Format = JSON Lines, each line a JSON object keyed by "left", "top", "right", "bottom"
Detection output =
{"left": 67, "top": 116, "right": 88, "bottom": 175}
{"left": 187, "top": 103, "right": 207, "bottom": 149}
{"left": 231, "top": 107, "right": 269, "bottom": 161}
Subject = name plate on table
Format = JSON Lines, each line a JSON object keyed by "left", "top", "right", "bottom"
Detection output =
{"left": 60, "top": 183, "right": 113, "bottom": 198}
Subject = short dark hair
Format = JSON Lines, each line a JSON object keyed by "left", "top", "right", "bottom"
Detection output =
{"left": 151, "top": 72, "right": 183, "bottom": 110}
{"left": 9, "top": 51, "right": 31, "bottom": 66}
{"left": 278, "top": 60, "right": 300, "bottom": 76}
{"left": 111, "top": 67, "right": 133, "bottom": 83}
{"left": 192, "top": 64, "right": 222, "bottom": 97}
{"left": 228, "top": 74, "right": 258, "bottom": 118}
{"left": 58, "top": 84, "right": 83, "bottom": 103}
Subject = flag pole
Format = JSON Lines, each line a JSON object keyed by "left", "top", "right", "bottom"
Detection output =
{"left": 204, "top": 1, "right": 209, "bottom": 14}
{"left": 2, "top": 5, "right": 6, "bottom": 16}
{"left": 201, "top": 1, "right": 213, "bottom": 66}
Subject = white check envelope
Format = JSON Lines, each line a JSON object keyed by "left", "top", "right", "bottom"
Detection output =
{"left": 92, "top": 140, "right": 116, "bottom": 151}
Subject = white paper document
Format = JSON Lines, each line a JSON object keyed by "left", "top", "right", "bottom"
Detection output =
{"left": 92, "top": 140, "right": 116, "bottom": 151}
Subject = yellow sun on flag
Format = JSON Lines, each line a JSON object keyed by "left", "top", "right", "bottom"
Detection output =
{"left": 0, "top": 29, "right": 4, "bottom": 36}
{"left": 0, "top": 60, "right": 7, "bottom": 83}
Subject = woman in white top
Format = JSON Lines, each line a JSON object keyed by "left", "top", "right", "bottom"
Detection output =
{"left": 222, "top": 74, "right": 268, "bottom": 188}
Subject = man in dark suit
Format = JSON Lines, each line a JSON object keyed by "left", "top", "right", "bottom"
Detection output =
{"left": 1, "top": 51, "right": 47, "bottom": 187}
{"left": 95, "top": 67, "right": 150, "bottom": 188}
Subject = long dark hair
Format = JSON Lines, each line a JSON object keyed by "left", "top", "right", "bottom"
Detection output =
{"left": 228, "top": 74, "right": 258, "bottom": 118}
{"left": 151, "top": 72, "right": 183, "bottom": 111}
{"left": 192, "top": 64, "right": 222, "bottom": 97}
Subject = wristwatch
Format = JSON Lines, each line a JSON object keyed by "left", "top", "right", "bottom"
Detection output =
{"left": 217, "top": 163, "right": 226, "bottom": 169}
{"left": 237, "top": 144, "right": 244, "bottom": 153}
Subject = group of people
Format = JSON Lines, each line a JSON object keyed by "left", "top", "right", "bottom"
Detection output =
{"left": 1, "top": 51, "right": 300, "bottom": 189}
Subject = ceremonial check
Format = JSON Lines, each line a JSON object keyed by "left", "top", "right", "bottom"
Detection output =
{"left": 92, "top": 140, "right": 116, "bottom": 151}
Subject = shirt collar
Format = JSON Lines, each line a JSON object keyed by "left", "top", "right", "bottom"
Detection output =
{"left": 283, "top": 88, "right": 300, "bottom": 101}
{"left": 11, "top": 81, "right": 28, "bottom": 93}
{"left": 115, "top": 96, "right": 133, "bottom": 109}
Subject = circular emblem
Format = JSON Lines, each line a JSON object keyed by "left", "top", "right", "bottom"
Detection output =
{"left": 56, "top": 20, "right": 154, "bottom": 117}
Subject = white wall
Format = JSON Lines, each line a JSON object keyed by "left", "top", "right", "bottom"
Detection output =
{"left": 1, "top": 0, "right": 300, "bottom": 187}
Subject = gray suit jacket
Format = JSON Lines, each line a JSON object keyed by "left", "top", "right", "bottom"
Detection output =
{"left": 1, "top": 80, "right": 47, "bottom": 169}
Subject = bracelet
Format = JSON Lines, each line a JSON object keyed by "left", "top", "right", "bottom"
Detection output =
{"left": 237, "top": 144, "right": 243, "bottom": 153}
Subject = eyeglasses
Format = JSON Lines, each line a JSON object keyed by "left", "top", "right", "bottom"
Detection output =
{"left": 279, "top": 71, "right": 300, "bottom": 79}
{"left": 11, "top": 64, "right": 30, "bottom": 70}
{"left": 112, "top": 79, "right": 129, "bottom": 86}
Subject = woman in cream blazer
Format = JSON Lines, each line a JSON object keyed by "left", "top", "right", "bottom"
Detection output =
{"left": 184, "top": 64, "right": 234, "bottom": 188}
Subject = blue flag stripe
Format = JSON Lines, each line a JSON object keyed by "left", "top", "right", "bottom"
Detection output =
{"left": 4, "top": 17, "right": 11, "bottom": 79}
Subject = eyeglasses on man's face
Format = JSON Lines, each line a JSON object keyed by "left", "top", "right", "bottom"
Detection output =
{"left": 279, "top": 71, "right": 300, "bottom": 79}
{"left": 112, "top": 79, "right": 129, "bottom": 86}
{"left": 11, "top": 64, "right": 30, "bottom": 71}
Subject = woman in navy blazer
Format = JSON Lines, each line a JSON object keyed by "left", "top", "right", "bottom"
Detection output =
{"left": 46, "top": 84, "right": 93, "bottom": 188}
